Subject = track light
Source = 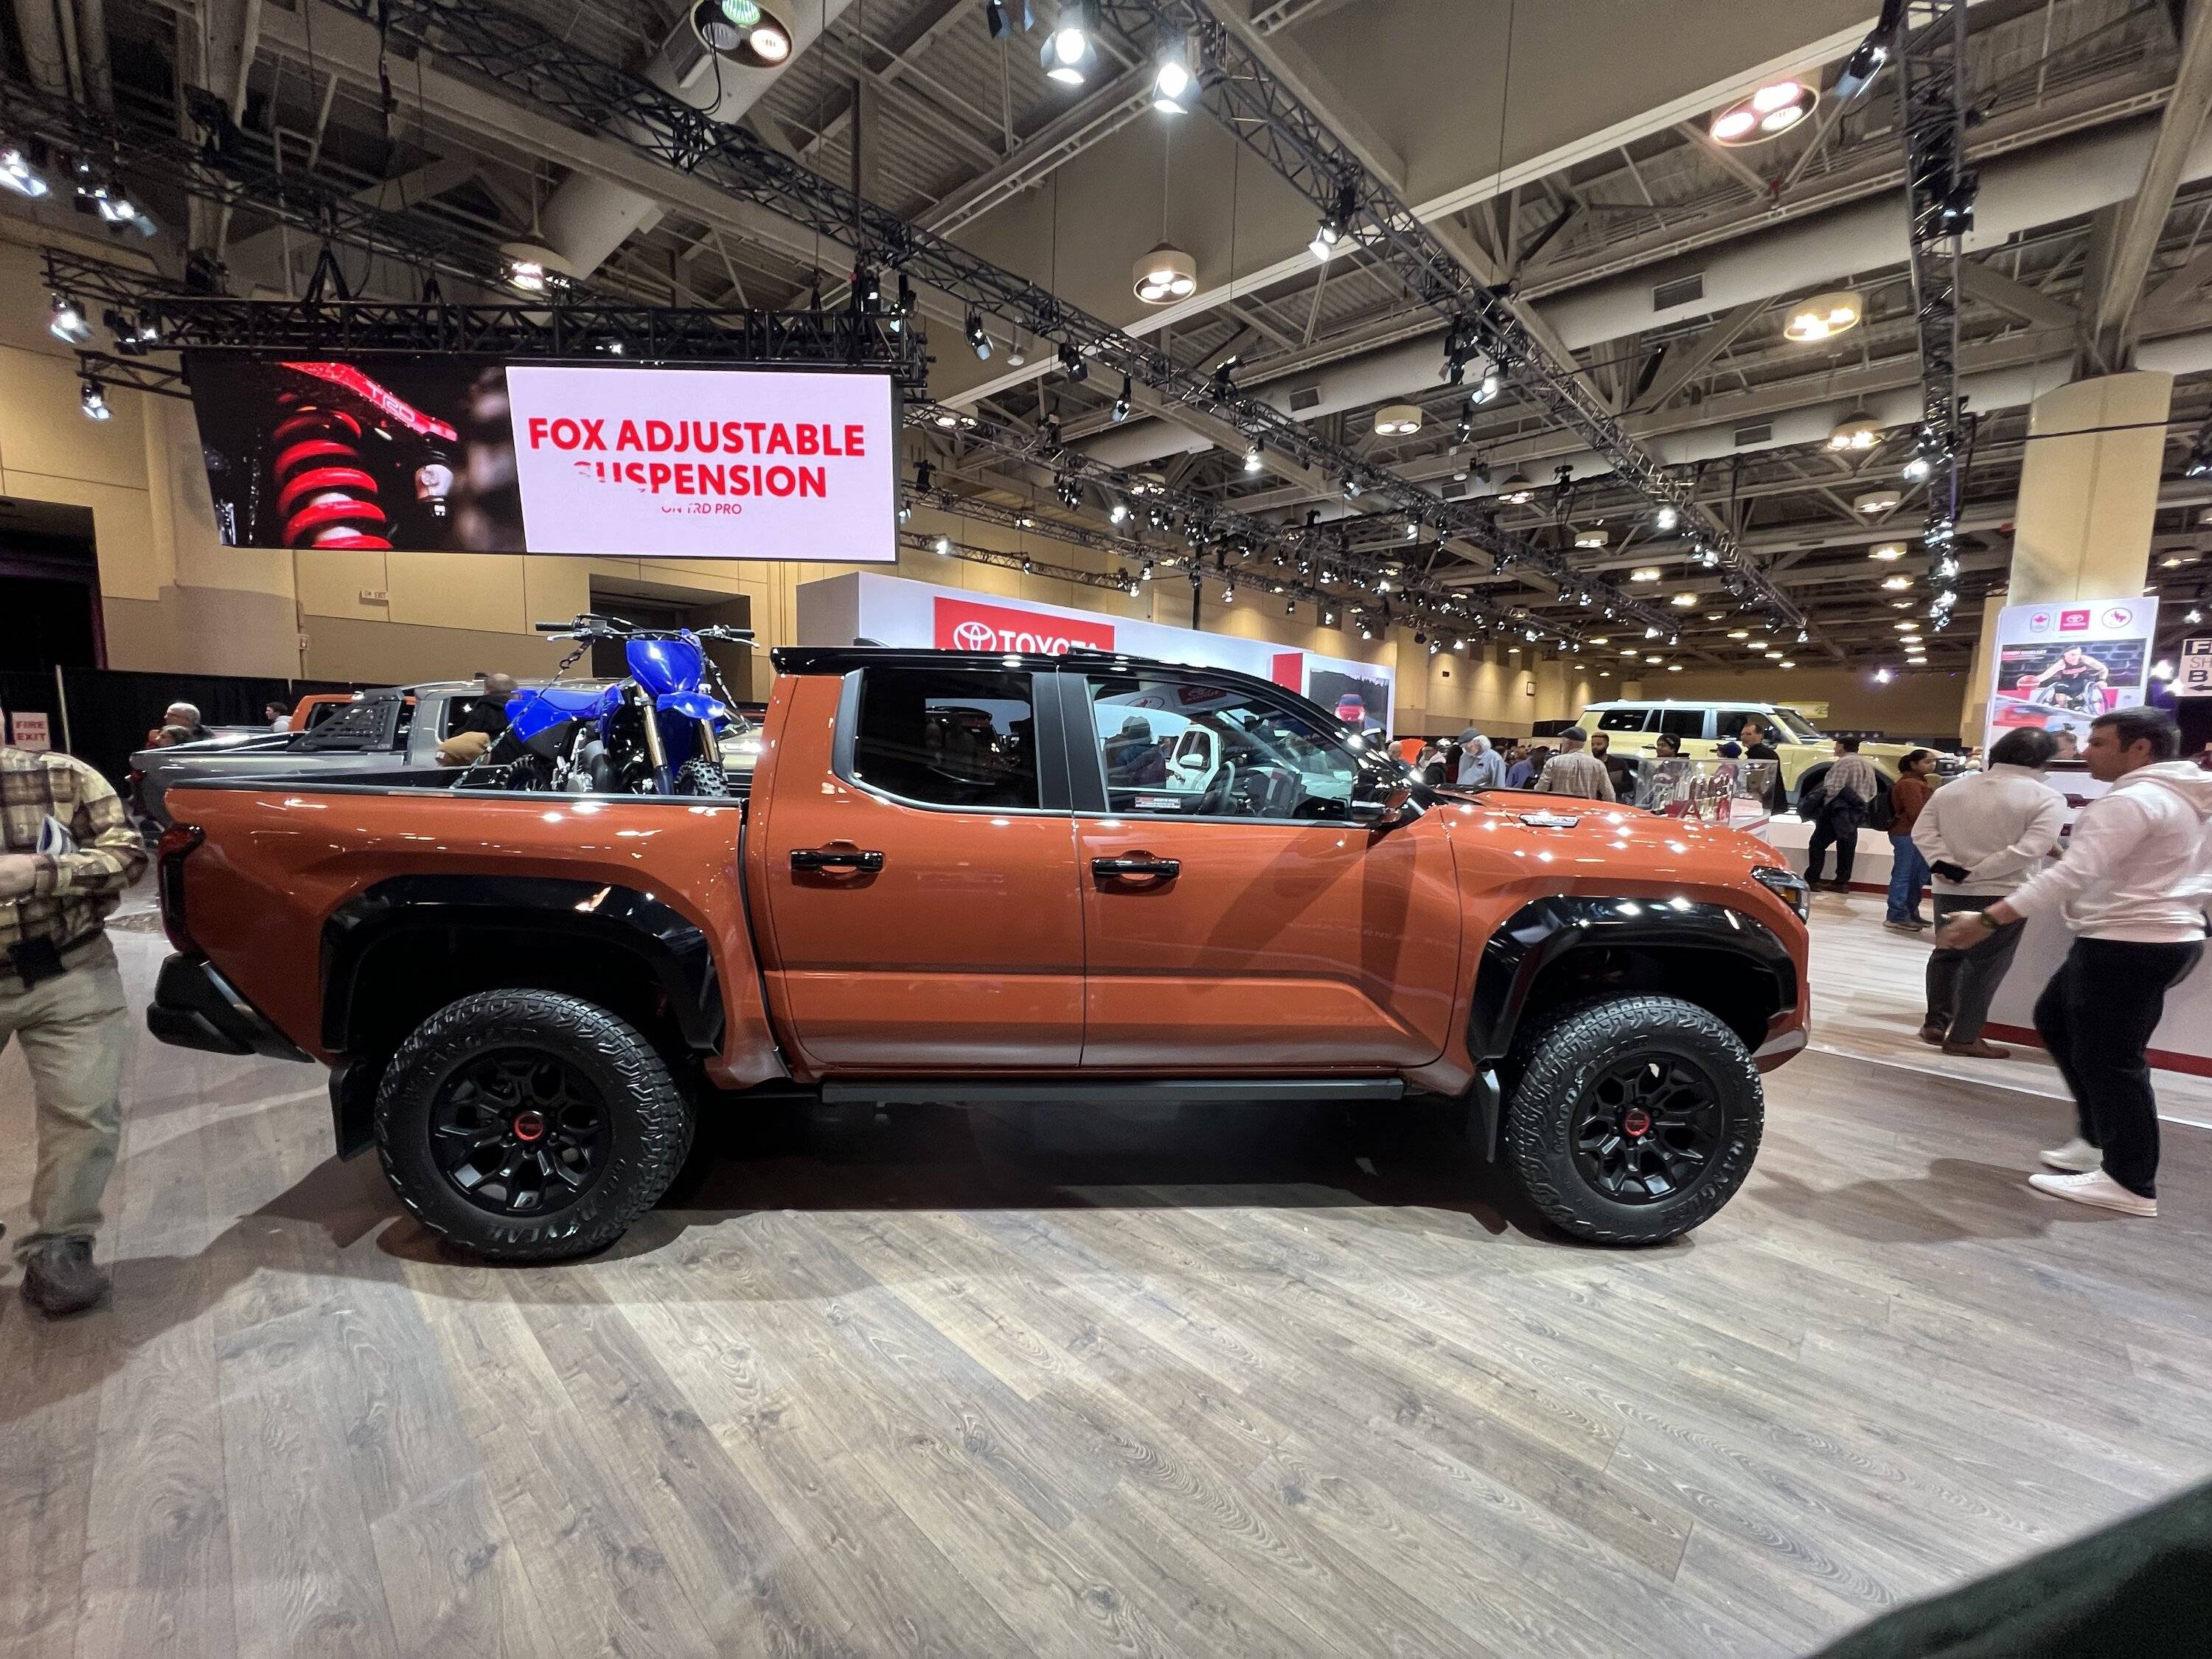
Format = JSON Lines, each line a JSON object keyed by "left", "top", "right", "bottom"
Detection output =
{"left": 1057, "top": 341, "right": 1088, "bottom": 381}
{"left": 1, "top": 140, "right": 50, "bottom": 199}
{"left": 1309, "top": 184, "right": 1357, "bottom": 262}
{"left": 983, "top": 0, "right": 1026, "bottom": 41}
{"left": 1110, "top": 500, "right": 1130, "bottom": 524}
{"left": 965, "top": 310, "right": 992, "bottom": 359}
{"left": 1041, "top": 0, "right": 1101, "bottom": 85}
{"left": 79, "top": 379, "right": 110, "bottom": 421}
{"left": 1153, "top": 33, "right": 1198, "bottom": 114}
{"left": 1832, "top": 7, "right": 1896, "bottom": 105}
{"left": 1902, "top": 453, "right": 1933, "bottom": 483}
{"left": 1342, "top": 475, "right": 1361, "bottom": 500}
{"left": 934, "top": 535, "right": 953, "bottom": 555}
{"left": 1245, "top": 442, "right": 1264, "bottom": 474}
{"left": 1654, "top": 504, "right": 1680, "bottom": 532}
{"left": 48, "top": 293, "right": 91, "bottom": 344}
{"left": 914, "top": 460, "right": 934, "bottom": 494}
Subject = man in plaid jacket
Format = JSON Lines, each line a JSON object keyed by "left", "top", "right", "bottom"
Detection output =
{"left": 0, "top": 742, "right": 147, "bottom": 1316}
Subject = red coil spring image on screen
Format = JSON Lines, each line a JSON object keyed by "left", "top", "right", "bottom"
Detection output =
{"left": 273, "top": 397, "right": 391, "bottom": 549}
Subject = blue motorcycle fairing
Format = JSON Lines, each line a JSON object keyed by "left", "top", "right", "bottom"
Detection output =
{"left": 656, "top": 690, "right": 728, "bottom": 724}
{"left": 506, "top": 683, "right": 616, "bottom": 743}
{"left": 627, "top": 634, "right": 706, "bottom": 698}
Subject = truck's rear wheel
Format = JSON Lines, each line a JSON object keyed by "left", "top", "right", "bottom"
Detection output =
{"left": 1501, "top": 995, "right": 1761, "bottom": 1245}
{"left": 374, "top": 990, "right": 693, "bottom": 1261}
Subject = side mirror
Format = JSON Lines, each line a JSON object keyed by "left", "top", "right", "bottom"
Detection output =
{"left": 1349, "top": 783, "right": 1413, "bottom": 829}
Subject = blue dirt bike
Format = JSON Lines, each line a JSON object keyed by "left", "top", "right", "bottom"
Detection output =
{"left": 475, "top": 613, "right": 754, "bottom": 797}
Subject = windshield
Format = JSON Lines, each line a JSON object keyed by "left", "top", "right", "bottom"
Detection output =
{"left": 1767, "top": 708, "right": 1826, "bottom": 743}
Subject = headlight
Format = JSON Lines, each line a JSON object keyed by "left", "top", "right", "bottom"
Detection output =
{"left": 1753, "top": 863, "right": 1811, "bottom": 920}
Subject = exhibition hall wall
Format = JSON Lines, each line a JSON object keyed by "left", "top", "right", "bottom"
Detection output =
{"left": 0, "top": 229, "right": 1604, "bottom": 733}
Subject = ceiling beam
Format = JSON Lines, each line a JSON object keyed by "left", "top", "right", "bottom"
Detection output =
{"left": 1630, "top": 298, "right": 1767, "bottom": 413}
{"left": 1958, "top": 257, "right": 2080, "bottom": 333}
{"left": 1208, "top": 0, "right": 1407, "bottom": 192}
{"left": 2096, "top": 0, "right": 2212, "bottom": 354}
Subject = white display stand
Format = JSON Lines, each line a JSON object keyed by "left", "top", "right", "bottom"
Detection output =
{"left": 1766, "top": 815, "right": 1899, "bottom": 895}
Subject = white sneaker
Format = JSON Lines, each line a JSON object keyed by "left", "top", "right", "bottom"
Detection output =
{"left": 2028, "top": 1169, "right": 2157, "bottom": 1217}
{"left": 2039, "top": 1137, "right": 2101, "bottom": 1173}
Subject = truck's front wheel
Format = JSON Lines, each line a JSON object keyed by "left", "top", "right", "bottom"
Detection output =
{"left": 374, "top": 990, "right": 694, "bottom": 1261}
{"left": 1502, "top": 995, "right": 1762, "bottom": 1245}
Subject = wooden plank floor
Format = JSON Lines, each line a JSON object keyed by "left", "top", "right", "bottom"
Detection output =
{"left": 4, "top": 908, "right": 2211, "bottom": 1658}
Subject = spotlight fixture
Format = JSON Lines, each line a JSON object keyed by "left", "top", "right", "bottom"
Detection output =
{"left": 1152, "top": 32, "right": 1199, "bottom": 114}
{"left": 1498, "top": 472, "right": 1534, "bottom": 505}
{"left": 983, "top": 0, "right": 1026, "bottom": 41}
{"left": 47, "top": 293, "right": 92, "bottom": 344}
{"left": 2185, "top": 602, "right": 2205, "bottom": 625}
{"left": 1243, "top": 442, "right": 1265, "bottom": 475}
{"left": 965, "top": 310, "right": 992, "bottom": 359}
{"left": 1854, "top": 489, "right": 1902, "bottom": 515}
{"left": 1832, "top": 17, "right": 1893, "bottom": 105}
{"left": 1654, "top": 504, "right": 1680, "bottom": 532}
{"left": 79, "top": 379, "right": 110, "bottom": 421}
{"left": 1132, "top": 243, "right": 1197, "bottom": 305}
{"left": 1902, "top": 453, "right": 1933, "bottom": 483}
{"left": 933, "top": 535, "right": 953, "bottom": 555}
{"left": 1709, "top": 77, "right": 1818, "bottom": 146}
{"left": 1343, "top": 476, "right": 1362, "bottom": 500}
{"left": 1373, "top": 404, "right": 1423, "bottom": 438}
{"left": 1309, "top": 184, "right": 1357, "bottom": 263}
{"left": 1, "top": 140, "right": 50, "bottom": 199}
{"left": 1870, "top": 543, "right": 1907, "bottom": 561}
{"left": 914, "top": 460, "right": 934, "bottom": 494}
{"left": 1783, "top": 289, "right": 1863, "bottom": 344}
{"left": 1057, "top": 341, "right": 1089, "bottom": 382}
{"left": 498, "top": 241, "right": 571, "bottom": 294}
{"left": 1696, "top": 545, "right": 1719, "bottom": 568}
{"left": 1875, "top": 667, "right": 1895, "bottom": 684}
{"left": 1829, "top": 411, "right": 1882, "bottom": 452}
{"left": 1470, "top": 367, "right": 1503, "bottom": 405}
{"left": 1040, "top": 1, "right": 1101, "bottom": 86}
{"left": 1109, "top": 500, "right": 1130, "bottom": 524}
{"left": 1113, "top": 375, "right": 1133, "bottom": 422}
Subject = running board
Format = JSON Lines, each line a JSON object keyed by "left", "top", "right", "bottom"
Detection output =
{"left": 818, "top": 1078, "right": 1405, "bottom": 1109}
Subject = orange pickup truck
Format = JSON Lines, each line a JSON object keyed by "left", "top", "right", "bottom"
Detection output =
{"left": 147, "top": 647, "right": 1812, "bottom": 1259}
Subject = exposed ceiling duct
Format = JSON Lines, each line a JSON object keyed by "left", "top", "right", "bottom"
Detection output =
{"left": 1077, "top": 114, "right": 2212, "bottom": 473}
{"left": 538, "top": 0, "right": 854, "bottom": 281}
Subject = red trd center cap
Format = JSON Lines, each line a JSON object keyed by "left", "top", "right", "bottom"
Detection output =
{"left": 512, "top": 1110, "right": 548, "bottom": 1143}
{"left": 1621, "top": 1107, "right": 1652, "bottom": 1138}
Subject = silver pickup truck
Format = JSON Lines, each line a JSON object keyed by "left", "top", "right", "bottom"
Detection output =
{"left": 131, "top": 682, "right": 504, "bottom": 827}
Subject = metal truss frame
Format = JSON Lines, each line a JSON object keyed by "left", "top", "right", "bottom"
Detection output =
{"left": 1093, "top": 0, "right": 1808, "bottom": 633}
{"left": 73, "top": 350, "right": 192, "bottom": 400}
{"left": 308, "top": 0, "right": 1703, "bottom": 645}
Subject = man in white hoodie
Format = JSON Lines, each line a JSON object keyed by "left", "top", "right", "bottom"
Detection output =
{"left": 1935, "top": 707, "right": 2212, "bottom": 1217}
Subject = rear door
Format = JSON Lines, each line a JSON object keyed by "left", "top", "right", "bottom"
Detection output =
{"left": 754, "top": 663, "right": 1085, "bottom": 1072}
{"left": 1068, "top": 668, "right": 1461, "bottom": 1071}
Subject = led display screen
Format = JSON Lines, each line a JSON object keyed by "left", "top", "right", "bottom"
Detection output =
{"left": 184, "top": 352, "right": 899, "bottom": 561}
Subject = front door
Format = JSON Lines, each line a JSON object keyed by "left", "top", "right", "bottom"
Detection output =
{"left": 1070, "top": 669, "right": 1463, "bottom": 1071}
{"left": 755, "top": 664, "right": 1083, "bottom": 1071}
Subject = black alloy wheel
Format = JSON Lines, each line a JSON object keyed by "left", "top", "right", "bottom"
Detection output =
{"left": 1501, "top": 992, "right": 1763, "bottom": 1245}
{"left": 1570, "top": 1054, "right": 1724, "bottom": 1205}
{"left": 431, "top": 1049, "right": 609, "bottom": 1216}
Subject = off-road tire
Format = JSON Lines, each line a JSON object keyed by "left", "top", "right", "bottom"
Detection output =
{"left": 673, "top": 756, "right": 729, "bottom": 798}
{"left": 374, "top": 990, "right": 693, "bottom": 1261}
{"left": 1502, "top": 994, "right": 1762, "bottom": 1245}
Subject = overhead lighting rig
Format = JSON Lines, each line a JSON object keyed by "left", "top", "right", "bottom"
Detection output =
{"left": 302, "top": 0, "right": 1716, "bottom": 650}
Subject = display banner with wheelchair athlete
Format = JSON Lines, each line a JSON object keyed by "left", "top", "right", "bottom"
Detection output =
{"left": 1983, "top": 597, "right": 2160, "bottom": 751}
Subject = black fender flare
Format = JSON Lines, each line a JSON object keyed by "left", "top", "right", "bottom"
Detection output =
{"left": 321, "top": 874, "right": 726, "bottom": 1057}
{"left": 1463, "top": 895, "right": 1797, "bottom": 1158}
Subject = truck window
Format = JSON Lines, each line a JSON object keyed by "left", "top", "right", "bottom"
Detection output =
{"left": 849, "top": 667, "right": 1039, "bottom": 810}
{"left": 1595, "top": 708, "right": 1651, "bottom": 733}
{"left": 1658, "top": 709, "right": 1705, "bottom": 742}
{"left": 1084, "top": 675, "right": 1360, "bottom": 821}
{"left": 1719, "top": 710, "right": 1767, "bottom": 744}
{"left": 295, "top": 698, "right": 399, "bottom": 752}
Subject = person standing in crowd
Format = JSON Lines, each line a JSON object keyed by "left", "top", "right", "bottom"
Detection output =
{"left": 1802, "top": 737, "right": 1880, "bottom": 891}
{"left": 1503, "top": 745, "right": 1536, "bottom": 789}
{"left": 1591, "top": 731, "right": 1639, "bottom": 801}
{"left": 1934, "top": 709, "right": 2212, "bottom": 1217}
{"left": 1883, "top": 748, "right": 1941, "bottom": 933}
{"left": 0, "top": 738, "right": 149, "bottom": 1315}
{"left": 1914, "top": 728, "right": 2065, "bottom": 1057}
{"left": 1455, "top": 731, "right": 1506, "bottom": 790}
{"left": 262, "top": 698, "right": 293, "bottom": 731}
{"left": 1537, "top": 728, "right": 1616, "bottom": 801}
{"left": 162, "top": 701, "right": 212, "bottom": 743}
{"left": 1741, "top": 720, "right": 1787, "bottom": 814}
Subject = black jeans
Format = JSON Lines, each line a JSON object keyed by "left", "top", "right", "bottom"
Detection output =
{"left": 1805, "top": 815, "right": 1859, "bottom": 884}
{"left": 1925, "top": 896, "right": 2027, "bottom": 1043}
{"left": 2034, "top": 937, "right": 2205, "bottom": 1199}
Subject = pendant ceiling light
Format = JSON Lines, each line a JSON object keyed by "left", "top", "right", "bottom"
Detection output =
{"left": 1042, "top": 1, "right": 1102, "bottom": 86}
{"left": 1372, "top": 403, "right": 1423, "bottom": 437}
{"left": 1784, "top": 288, "right": 1863, "bottom": 342}
{"left": 1709, "top": 77, "right": 1818, "bottom": 146}
{"left": 1829, "top": 411, "right": 1883, "bottom": 451}
{"left": 1498, "top": 472, "right": 1534, "bottom": 504}
{"left": 1854, "top": 488, "right": 1901, "bottom": 515}
{"left": 1131, "top": 243, "right": 1197, "bottom": 305}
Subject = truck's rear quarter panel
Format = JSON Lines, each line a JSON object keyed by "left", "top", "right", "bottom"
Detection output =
{"left": 167, "top": 782, "right": 785, "bottom": 1087}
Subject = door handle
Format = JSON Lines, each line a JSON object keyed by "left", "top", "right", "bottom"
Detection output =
{"left": 1092, "top": 855, "right": 1180, "bottom": 882}
{"left": 791, "top": 848, "right": 884, "bottom": 873}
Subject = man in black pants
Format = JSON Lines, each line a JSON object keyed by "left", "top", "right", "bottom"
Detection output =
{"left": 1936, "top": 708, "right": 2212, "bottom": 1217}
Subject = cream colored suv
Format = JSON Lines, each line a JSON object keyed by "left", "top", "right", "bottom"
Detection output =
{"left": 1579, "top": 699, "right": 1927, "bottom": 807}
